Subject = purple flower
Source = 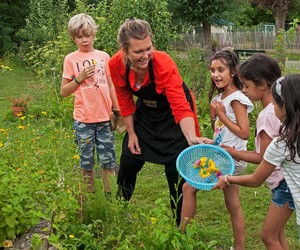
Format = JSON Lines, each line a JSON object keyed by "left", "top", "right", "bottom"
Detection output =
{"left": 215, "top": 171, "right": 223, "bottom": 178}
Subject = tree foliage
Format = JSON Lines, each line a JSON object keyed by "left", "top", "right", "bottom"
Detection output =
{"left": 168, "top": 0, "right": 250, "bottom": 57}
{"left": 0, "top": 0, "right": 30, "bottom": 56}
{"left": 17, "top": 0, "right": 68, "bottom": 48}
{"left": 251, "top": 0, "right": 293, "bottom": 33}
{"left": 169, "top": 0, "right": 249, "bottom": 28}
{"left": 22, "top": 0, "right": 174, "bottom": 81}
{"left": 234, "top": 3, "right": 274, "bottom": 27}
{"left": 92, "top": 0, "right": 175, "bottom": 54}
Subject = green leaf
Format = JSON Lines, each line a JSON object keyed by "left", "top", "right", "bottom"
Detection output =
{"left": 5, "top": 215, "right": 17, "bottom": 227}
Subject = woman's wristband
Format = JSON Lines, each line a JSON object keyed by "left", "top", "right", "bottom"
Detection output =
{"left": 224, "top": 174, "right": 232, "bottom": 185}
{"left": 71, "top": 76, "right": 81, "bottom": 85}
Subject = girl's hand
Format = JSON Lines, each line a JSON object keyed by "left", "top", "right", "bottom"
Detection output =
{"left": 221, "top": 144, "right": 240, "bottom": 161}
{"left": 211, "top": 101, "right": 226, "bottom": 118}
{"left": 128, "top": 132, "right": 142, "bottom": 155}
{"left": 221, "top": 145, "right": 238, "bottom": 158}
{"left": 212, "top": 176, "right": 227, "bottom": 190}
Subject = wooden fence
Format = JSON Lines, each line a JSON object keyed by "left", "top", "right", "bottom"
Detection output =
{"left": 170, "top": 31, "right": 300, "bottom": 53}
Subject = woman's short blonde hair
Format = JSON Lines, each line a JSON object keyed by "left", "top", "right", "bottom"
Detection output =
{"left": 67, "top": 13, "right": 97, "bottom": 39}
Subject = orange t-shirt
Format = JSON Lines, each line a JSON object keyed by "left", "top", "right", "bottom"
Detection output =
{"left": 62, "top": 50, "right": 112, "bottom": 123}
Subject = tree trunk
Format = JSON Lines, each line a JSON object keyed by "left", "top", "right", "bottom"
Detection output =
{"left": 252, "top": 0, "right": 290, "bottom": 35}
{"left": 270, "top": 0, "right": 290, "bottom": 35}
{"left": 203, "top": 22, "right": 212, "bottom": 60}
{"left": 274, "top": 11, "right": 286, "bottom": 33}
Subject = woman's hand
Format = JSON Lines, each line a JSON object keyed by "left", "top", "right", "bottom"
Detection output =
{"left": 189, "top": 137, "right": 214, "bottom": 145}
{"left": 128, "top": 132, "right": 142, "bottom": 155}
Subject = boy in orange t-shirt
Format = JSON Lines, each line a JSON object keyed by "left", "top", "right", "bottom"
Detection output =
{"left": 61, "top": 13, "right": 120, "bottom": 195}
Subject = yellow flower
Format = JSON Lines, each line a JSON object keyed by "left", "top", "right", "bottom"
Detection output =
{"left": 2, "top": 240, "right": 13, "bottom": 248}
{"left": 208, "top": 159, "right": 220, "bottom": 173}
{"left": 18, "top": 125, "right": 25, "bottom": 130}
{"left": 69, "top": 234, "right": 75, "bottom": 238}
{"left": 207, "top": 159, "right": 215, "bottom": 170}
{"left": 150, "top": 217, "right": 157, "bottom": 224}
{"left": 20, "top": 116, "right": 26, "bottom": 120}
{"left": 200, "top": 168, "right": 211, "bottom": 178}
{"left": 38, "top": 170, "right": 45, "bottom": 175}
{"left": 41, "top": 111, "right": 47, "bottom": 115}
{"left": 0, "top": 142, "right": 3, "bottom": 148}
{"left": 200, "top": 157, "right": 207, "bottom": 167}
{"left": 73, "top": 155, "right": 80, "bottom": 160}
{"left": 216, "top": 120, "right": 223, "bottom": 127}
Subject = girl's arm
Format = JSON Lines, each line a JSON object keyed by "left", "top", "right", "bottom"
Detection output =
{"left": 210, "top": 102, "right": 217, "bottom": 130}
{"left": 222, "top": 130, "right": 272, "bottom": 164}
{"left": 216, "top": 100, "right": 250, "bottom": 140}
{"left": 213, "top": 159, "right": 275, "bottom": 189}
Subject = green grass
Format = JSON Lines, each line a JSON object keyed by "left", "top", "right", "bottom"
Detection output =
{"left": 0, "top": 60, "right": 299, "bottom": 249}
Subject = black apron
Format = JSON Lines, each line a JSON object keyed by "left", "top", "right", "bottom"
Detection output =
{"left": 122, "top": 60, "right": 194, "bottom": 164}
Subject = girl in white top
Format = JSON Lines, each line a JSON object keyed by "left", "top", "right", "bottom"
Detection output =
{"left": 214, "top": 74, "right": 300, "bottom": 250}
{"left": 181, "top": 50, "right": 253, "bottom": 250}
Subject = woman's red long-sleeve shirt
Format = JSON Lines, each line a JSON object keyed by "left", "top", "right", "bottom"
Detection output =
{"left": 108, "top": 50, "right": 195, "bottom": 124}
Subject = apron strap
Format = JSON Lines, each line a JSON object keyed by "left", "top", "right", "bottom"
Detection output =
{"left": 125, "top": 60, "right": 155, "bottom": 86}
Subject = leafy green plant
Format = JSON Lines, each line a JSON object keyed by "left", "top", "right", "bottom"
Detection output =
{"left": 0, "top": 106, "right": 80, "bottom": 243}
{"left": 273, "top": 18, "right": 299, "bottom": 70}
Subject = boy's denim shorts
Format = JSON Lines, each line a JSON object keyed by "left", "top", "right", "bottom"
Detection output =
{"left": 74, "top": 120, "right": 117, "bottom": 171}
{"left": 271, "top": 179, "right": 295, "bottom": 209}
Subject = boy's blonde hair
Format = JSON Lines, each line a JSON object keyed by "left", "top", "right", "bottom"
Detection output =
{"left": 67, "top": 13, "right": 97, "bottom": 39}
